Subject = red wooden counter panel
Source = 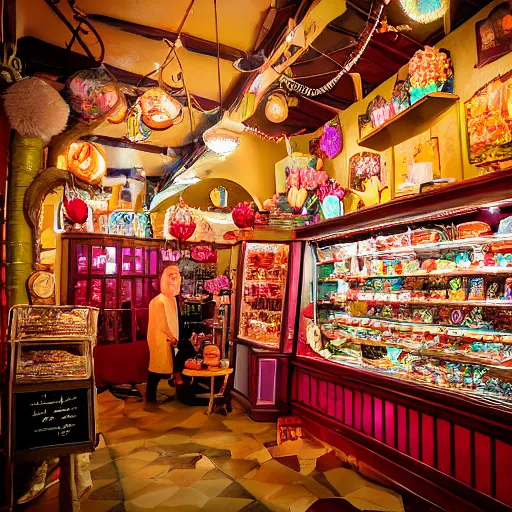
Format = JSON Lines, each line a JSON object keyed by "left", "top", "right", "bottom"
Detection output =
{"left": 291, "top": 356, "right": 512, "bottom": 512}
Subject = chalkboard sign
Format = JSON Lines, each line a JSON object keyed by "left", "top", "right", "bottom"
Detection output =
{"left": 15, "top": 388, "right": 91, "bottom": 451}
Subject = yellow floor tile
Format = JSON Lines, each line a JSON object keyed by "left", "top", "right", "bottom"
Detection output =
{"left": 237, "top": 478, "right": 282, "bottom": 501}
{"left": 127, "top": 482, "right": 181, "bottom": 508}
{"left": 120, "top": 477, "right": 156, "bottom": 500}
{"left": 250, "top": 460, "right": 304, "bottom": 486}
{"left": 164, "top": 468, "right": 209, "bottom": 486}
{"left": 345, "top": 487, "right": 404, "bottom": 512}
{"left": 289, "top": 496, "right": 319, "bottom": 512}
{"left": 266, "top": 484, "right": 315, "bottom": 505}
{"left": 160, "top": 486, "right": 209, "bottom": 508}
{"left": 201, "top": 497, "right": 254, "bottom": 512}
{"left": 80, "top": 499, "right": 122, "bottom": 512}
{"left": 126, "top": 450, "right": 161, "bottom": 463}
{"left": 129, "top": 464, "right": 171, "bottom": 480}
{"left": 115, "top": 458, "right": 152, "bottom": 478}
{"left": 190, "top": 479, "right": 232, "bottom": 498}
{"left": 323, "top": 467, "right": 370, "bottom": 497}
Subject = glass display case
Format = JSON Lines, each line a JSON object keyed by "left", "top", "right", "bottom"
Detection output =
{"left": 305, "top": 218, "right": 512, "bottom": 405}
{"left": 238, "top": 242, "right": 289, "bottom": 347}
{"left": 9, "top": 306, "right": 97, "bottom": 384}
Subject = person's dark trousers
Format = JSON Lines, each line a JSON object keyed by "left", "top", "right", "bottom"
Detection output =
{"left": 146, "top": 371, "right": 167, "bottom": 402}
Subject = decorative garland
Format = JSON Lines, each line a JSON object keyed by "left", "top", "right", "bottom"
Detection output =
{"left": 280, "top": 0, "right": 387, "bottom": 97}
{"left": 244, "top": 125, "right": 306, "bottom": 142}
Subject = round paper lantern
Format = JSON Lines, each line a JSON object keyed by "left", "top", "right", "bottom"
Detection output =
{"left": 107, "top": 93, "right": 128, "bottom": 124}
{"left": 169, "top": 199, "right": 196, "bottom": 241}
{"left": 139, "top": 88, "right": 182, "bottom": 130}
{"left": 232, "top": 202, "right": 255, "bottom": 229}
{"left": 265, "top": 91, "right": 289, "bottom": 123}
{"left": 67, "top": 141, "right": 107, "bottom": 184}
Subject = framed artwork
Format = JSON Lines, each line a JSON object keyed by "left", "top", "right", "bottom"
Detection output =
{"left": 475, "top": 3, "right": 512, "bottom": 69}
{"left": 465, "top": 71, "right": 512, "bottom": 166}
{"left": 349, "top": 152, "right": 381, "bottom": 191}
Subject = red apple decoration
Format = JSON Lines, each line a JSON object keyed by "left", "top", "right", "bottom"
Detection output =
{"left": 63, "top": 196, "right": 88, "bottom": 224}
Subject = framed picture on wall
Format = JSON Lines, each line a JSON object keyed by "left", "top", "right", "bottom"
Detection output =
{"left": 465, "top": 71, "right": 512, "bottom": 166}
{"left": 475, "top": 2, "right": 512, "bottom": 68}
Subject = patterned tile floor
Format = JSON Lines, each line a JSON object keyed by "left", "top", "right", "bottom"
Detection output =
{"left": 26, "top": 384, "right": 407, "bottom": 512}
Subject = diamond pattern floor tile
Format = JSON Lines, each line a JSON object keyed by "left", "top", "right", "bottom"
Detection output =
{"left": 25, "top": 390, "right": 406, "bottom": 512}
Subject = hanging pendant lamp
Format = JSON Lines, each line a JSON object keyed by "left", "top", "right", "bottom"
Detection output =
{"left": 399, "top": 0, "right": 449, "bottom": 24}
{"left": 203, "top": 0, "right": 241, "bottom": 156}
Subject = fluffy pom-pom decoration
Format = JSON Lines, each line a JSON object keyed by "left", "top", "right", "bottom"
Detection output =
{"left": 3, "top": 78, "right": 69, "bottom": 141}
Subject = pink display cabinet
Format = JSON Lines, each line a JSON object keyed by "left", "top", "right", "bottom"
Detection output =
{"left": 60, "top": 233, "right": 165, "bottom": 385}
{"left": 232, "top": 241, "right": 302, "bottom": 421}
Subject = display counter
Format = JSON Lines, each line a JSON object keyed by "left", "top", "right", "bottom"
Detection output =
{"left": 232, "top": 241, "right": 302, "bottom": 421}
{"left": 292, "top": 170, "right": 512, "bottom": 512}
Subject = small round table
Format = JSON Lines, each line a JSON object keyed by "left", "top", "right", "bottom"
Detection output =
{"left": 182, "top": 368, "right": 233, "bottom": 415}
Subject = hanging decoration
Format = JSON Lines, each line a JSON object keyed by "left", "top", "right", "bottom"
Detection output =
{"left": 107, "top": 93, "right": 128, "bottom": 124}
{"left": 139, "top": 87, "right": 183, "bottom": 130}
{"left": 408, "top": 46, "right": 453, "bottom": 104}
{"left": 320, "top": 118, "right": 343, "bottom": 159}
{"left": 63, "top": 195, "right": 89, "bottom": 225}
{"left": 66, "top": 141, "right": 107, "bottom": 184}
{"left": 167, "top": 198, "right": 196, "bottom": 241}
{"left": 203, "top": 116, "right": 244, "bottom": 156}
{"left": 232, "top": 202, "right": 256, "bottom": 229}
{"left": 280, "top": 0, "right": 387, "bottom": 97}
{"left": 265, "top": 90, "right": 289, "bottom": 123}
{"left": 244, "top": 125, "right": 306, "bottom": 143}
{"left": 202, "top": 0, "right": 242, "bottom": 156}
{"left": 126, "top": 101, "right": 152, "bottom": 143}
{"left": 399, "top": 0, "right": 449, "bottom": 25}
{"left": 66, "top": 69, "right": 120, "bottom": 122}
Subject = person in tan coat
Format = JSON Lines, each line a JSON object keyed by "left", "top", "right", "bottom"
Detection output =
{"left": 146, "top": 265, "right": 181, "bottom": 403}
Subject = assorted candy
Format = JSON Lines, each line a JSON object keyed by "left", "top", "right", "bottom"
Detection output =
{"left": 314, "top": 217, "right": 512, "bottom": 402}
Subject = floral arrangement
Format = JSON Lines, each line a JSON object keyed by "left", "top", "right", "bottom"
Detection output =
{"left": 263, "top": 153, "right": 345, "bottom": 220}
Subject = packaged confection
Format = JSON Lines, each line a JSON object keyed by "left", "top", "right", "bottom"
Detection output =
{"left": 456, "top": 221, "right": 492, "bottom": 239}
{"left": 375, "top": 232, "right": 410, "bottom": 251}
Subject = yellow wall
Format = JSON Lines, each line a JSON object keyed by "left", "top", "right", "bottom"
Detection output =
{"left": 208, "top": 133, "right": 288, "bottom": 206}
{"left": 293, "top": 0, "right": 512, "bottom": 192}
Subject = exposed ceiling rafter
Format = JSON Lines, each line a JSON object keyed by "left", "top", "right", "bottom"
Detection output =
{"left": 86, "top": 13, "right": 246, "bottom": 62}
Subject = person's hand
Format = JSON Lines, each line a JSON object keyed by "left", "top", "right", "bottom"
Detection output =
{"left": 168, "top": 336, "right": 178, "bottom": 347}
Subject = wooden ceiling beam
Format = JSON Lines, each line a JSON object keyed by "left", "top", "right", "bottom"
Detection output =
{"left": 81, "top": 135, "right": 194, "bottom": 156}
{"left": 86, "top": 14, "right": 246, "bottom": 62}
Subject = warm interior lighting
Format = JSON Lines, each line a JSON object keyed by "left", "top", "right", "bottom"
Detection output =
{"left": 203, "top": 116, "right": 244, "bottom": 156}
{"left": 399, "top": 0, "right": 449, "bottom": 24}
{"left": 265, "top": 91, "right": 289, "bottom": 124}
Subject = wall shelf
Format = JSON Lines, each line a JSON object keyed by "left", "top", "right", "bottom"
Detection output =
{"left": 357, "top": 92, "right": 459, "bottom": 152}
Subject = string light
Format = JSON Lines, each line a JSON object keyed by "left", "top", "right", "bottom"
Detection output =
{"left": 244, "top": 125, "right": 306, "bottom": 143}
{"left": 280, "top": 0, "right": 386, "bottom": 97}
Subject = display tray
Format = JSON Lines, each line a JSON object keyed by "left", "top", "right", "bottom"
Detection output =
{"left": 14, "top": 342, "right": 91, "bottom": 382}
{"left": 10, "top": 306, "right": 98, "bottom": 340}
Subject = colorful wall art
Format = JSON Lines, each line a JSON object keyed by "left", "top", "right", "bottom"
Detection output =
{"left": 465, "top": 71, "right": 512, "bottom": 166}
{"left": 475, "top": 2, "right": 512, "bottom": 68}
{"left": 349, "top": 152, "right": 381, "bottom": 191}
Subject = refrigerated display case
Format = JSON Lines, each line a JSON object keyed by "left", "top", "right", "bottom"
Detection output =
{"left": 232, "top": 241, "right": 302, "bottom": 421}
{"left": 291, "top": 171, "right": 512, "bottom": 512}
